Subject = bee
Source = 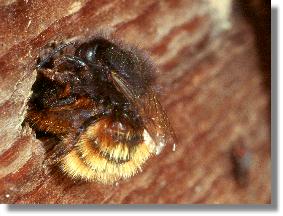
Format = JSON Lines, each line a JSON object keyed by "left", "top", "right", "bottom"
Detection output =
{"left": 25, "top": 36, "right": 176, "bottom": 184}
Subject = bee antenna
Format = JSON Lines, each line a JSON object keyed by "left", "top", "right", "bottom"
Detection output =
{"left": 36, "top": 41, "right": 76, "bottom": 69}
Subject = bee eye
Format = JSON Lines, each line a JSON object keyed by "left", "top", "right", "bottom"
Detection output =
{"left": 75, "top": 43, "right": 97, "bottom": 64}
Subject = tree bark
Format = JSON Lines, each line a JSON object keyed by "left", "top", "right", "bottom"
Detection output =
{"left": 0, "top": 0, "right": 271, "bottom": 204}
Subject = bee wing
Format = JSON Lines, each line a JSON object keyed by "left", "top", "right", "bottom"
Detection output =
{"left": 110, "top": 71, "right": 176, "bottom": 155}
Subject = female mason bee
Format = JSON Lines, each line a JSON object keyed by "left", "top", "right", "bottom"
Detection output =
{"left": 25, "top": 36, "right": 176, "bottom": 184}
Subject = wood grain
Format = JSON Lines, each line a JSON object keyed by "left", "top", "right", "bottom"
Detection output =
{"left": 0, "top": 0, "right": 271, "bottom": 204}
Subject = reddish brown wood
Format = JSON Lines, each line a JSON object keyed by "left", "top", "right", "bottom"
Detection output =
{"left": 0, "top": 0, "right": 271, "bottom": 204}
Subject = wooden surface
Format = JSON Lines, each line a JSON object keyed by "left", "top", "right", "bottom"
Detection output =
{"left": 0, "top": 0, "right": 271, "bottom": 204}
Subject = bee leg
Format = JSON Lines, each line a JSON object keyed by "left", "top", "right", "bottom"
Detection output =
{"left": 45, "top": 133, "right": 79, "bottom": 166}
{"left": 48, "top": 96, "right": 77, "bottom": 108}
{"left": 48, "top": 113, "right": 108, "bottom": 166}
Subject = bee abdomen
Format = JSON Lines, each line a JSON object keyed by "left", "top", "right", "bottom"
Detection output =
{"left": 60, "top": 116, "right": 154, "bottom": 184}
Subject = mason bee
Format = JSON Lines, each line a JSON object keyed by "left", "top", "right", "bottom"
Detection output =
{"left": 25, "top": 36, "right": 176, "bottom": 184}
